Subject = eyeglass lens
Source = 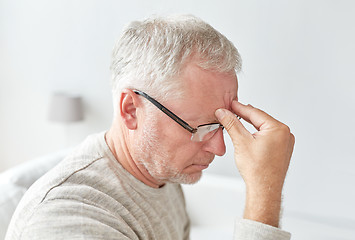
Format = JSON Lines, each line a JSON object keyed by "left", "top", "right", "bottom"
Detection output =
{"left": 191, "top": 124, "right": 222, "bottom": 142}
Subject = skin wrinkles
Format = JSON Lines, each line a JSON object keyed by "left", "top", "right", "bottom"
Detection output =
{"left": 107, "top": 62, "right": 239, "bottom": 188}
{"left": 172, "top": 68, "right": 238, "bottom": 127}
{"left": 173, "top": 67, "right": 236, "bottom": 178}
{"left": 105, "top": 19, "right": 295, "bottom": 228}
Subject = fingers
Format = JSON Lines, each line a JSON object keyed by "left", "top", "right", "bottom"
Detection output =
{"left": 231, "top": 101, "right": 280, "bottom": 131}
{"left": 215, "top": 108, "right": 251, "bottom": 143}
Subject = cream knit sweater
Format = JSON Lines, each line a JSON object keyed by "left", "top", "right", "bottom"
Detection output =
{"left": 6, "top": 132, "right": 290, "bottom": 240}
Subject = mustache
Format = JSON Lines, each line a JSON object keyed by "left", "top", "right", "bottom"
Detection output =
{"left": 193, "top": 154, "right": 215, "bottom": 165}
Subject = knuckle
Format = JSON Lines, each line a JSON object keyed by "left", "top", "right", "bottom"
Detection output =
{"left": 245, "top": 104, "right": 255, "bottom": 112}
{"left": 274, "top": 124, "right": 293, "bottom": 143}
{"left": 290, "top": 132, "right": 295, "bottom": 143}
{"left": 224, "top": 118, "right": 236, "bottom": 131}
{"left": 279, "top": 123, "right": 291, "bottom": 133}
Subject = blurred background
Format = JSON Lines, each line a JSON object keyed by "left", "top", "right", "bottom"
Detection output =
{"left": 1, "top": 0, "right": 354, "bottom": 239}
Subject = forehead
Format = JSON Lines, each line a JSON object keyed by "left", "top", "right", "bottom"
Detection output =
{"left": 176, "top": 63, "right": 238, "bottom": 122}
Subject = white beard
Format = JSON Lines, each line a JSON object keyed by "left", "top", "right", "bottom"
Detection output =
{"left": 134, "top": 115, "right": 202, "bottom": 185}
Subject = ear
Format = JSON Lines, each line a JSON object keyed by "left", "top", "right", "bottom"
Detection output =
{"left": 119, "top": 89, "right": 140, "bottom": 130}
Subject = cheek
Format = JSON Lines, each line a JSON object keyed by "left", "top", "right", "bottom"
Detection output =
{"left": 168, "top": 143, "right": 201, "bottom": 170}
{"left": 157, "top": 133, "right": 199, "bottom": 167}
{"left": 154, "top": 118, "right": 201, "bottom": 167}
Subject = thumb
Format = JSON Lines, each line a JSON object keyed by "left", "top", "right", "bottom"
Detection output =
{"left": 215, "top": 109, "right": 251, "bottom": 142}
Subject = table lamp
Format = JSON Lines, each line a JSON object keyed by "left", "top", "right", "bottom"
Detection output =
{"left": 48, "top": 92, "right": 84, "bottom": 146}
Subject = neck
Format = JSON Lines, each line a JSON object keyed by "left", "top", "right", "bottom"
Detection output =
{"left": 105, "top": 121, "right": 164, "bottom": 189}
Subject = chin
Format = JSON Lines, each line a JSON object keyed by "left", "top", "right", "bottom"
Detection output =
{"left": 168, "top": 171, "right": 203, "bottom": 185}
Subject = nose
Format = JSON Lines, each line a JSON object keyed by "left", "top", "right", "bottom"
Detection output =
{"left": 202, "top": 128, "right": 226, "bottom": 156}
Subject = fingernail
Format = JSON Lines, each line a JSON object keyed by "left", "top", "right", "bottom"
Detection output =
{"left": 215, "top": 109, "right": 226, "bottom": 119}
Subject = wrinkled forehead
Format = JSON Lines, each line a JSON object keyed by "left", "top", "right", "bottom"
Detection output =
{"left": 179, "top": 64, "right": 238, "bottom": 122}
{"left": 184, "top": 67, "right": 237, "bottom": 99}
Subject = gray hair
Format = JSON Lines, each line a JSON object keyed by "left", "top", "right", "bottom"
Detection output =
{"left": 110, "top": 14, "right": 242, "bottom": 116}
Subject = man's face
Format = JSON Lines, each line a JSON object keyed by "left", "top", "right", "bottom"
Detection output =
{"left": 134, "top": 62, "right": 238, "bottom": 185}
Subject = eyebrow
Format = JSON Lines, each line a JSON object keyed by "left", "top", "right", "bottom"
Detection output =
{"left": 194, "top": 114, "right": 220, "bottom": 127}
{"left": 135, "top": 90, "right": 222, "bottom": 130}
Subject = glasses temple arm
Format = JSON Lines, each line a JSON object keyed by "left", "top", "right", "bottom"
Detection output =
{"left": 133, "top": 90, "right": 197, "bottom": 133}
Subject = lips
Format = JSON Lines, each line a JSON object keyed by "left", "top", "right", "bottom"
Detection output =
{"left": 188, "top": 155, "right": 214, "bottom": 171}
{"left": 189, "top": 163, "right": 210, "bottom": 171}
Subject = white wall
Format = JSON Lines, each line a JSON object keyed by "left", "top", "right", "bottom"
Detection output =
{"left": 1, "top": 0, "right": 355, "bottom": 238}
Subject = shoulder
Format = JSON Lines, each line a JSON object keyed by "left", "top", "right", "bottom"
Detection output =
{"left": 6, "top": 132, "right": 132, "bottom": 239}
{"left": 12, "top": 197, "right": 138, "bottom": 240}
{"left": 6, "top": 156, "right": 135, "bottom": 240}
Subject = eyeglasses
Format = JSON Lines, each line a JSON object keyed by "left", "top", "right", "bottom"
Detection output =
{"left": 133, "top": 90, "right": 224, "bottom": 142}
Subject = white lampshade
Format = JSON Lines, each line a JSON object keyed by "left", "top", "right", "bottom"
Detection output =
{"left": 48, "top": 93, "right": 84, "bottom": 123}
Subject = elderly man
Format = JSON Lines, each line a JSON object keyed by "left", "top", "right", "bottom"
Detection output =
{"left": 6, "top": 15, "right": 294, "bottom": 240}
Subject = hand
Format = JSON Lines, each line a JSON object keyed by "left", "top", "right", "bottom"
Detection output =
{"left": 215, "top": 101, "right": 295, "bottom": 227}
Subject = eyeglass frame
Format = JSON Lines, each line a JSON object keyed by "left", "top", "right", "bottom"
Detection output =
{"left": 133, "top": 90, "right": 224, "bottom": 138}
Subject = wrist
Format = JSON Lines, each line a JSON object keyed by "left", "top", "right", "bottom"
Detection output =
{"left": 243, "top": 186, "right": 283, "bottom": 227}
{"left": 245, "top": 176, "right": 285, "bottom": 197}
